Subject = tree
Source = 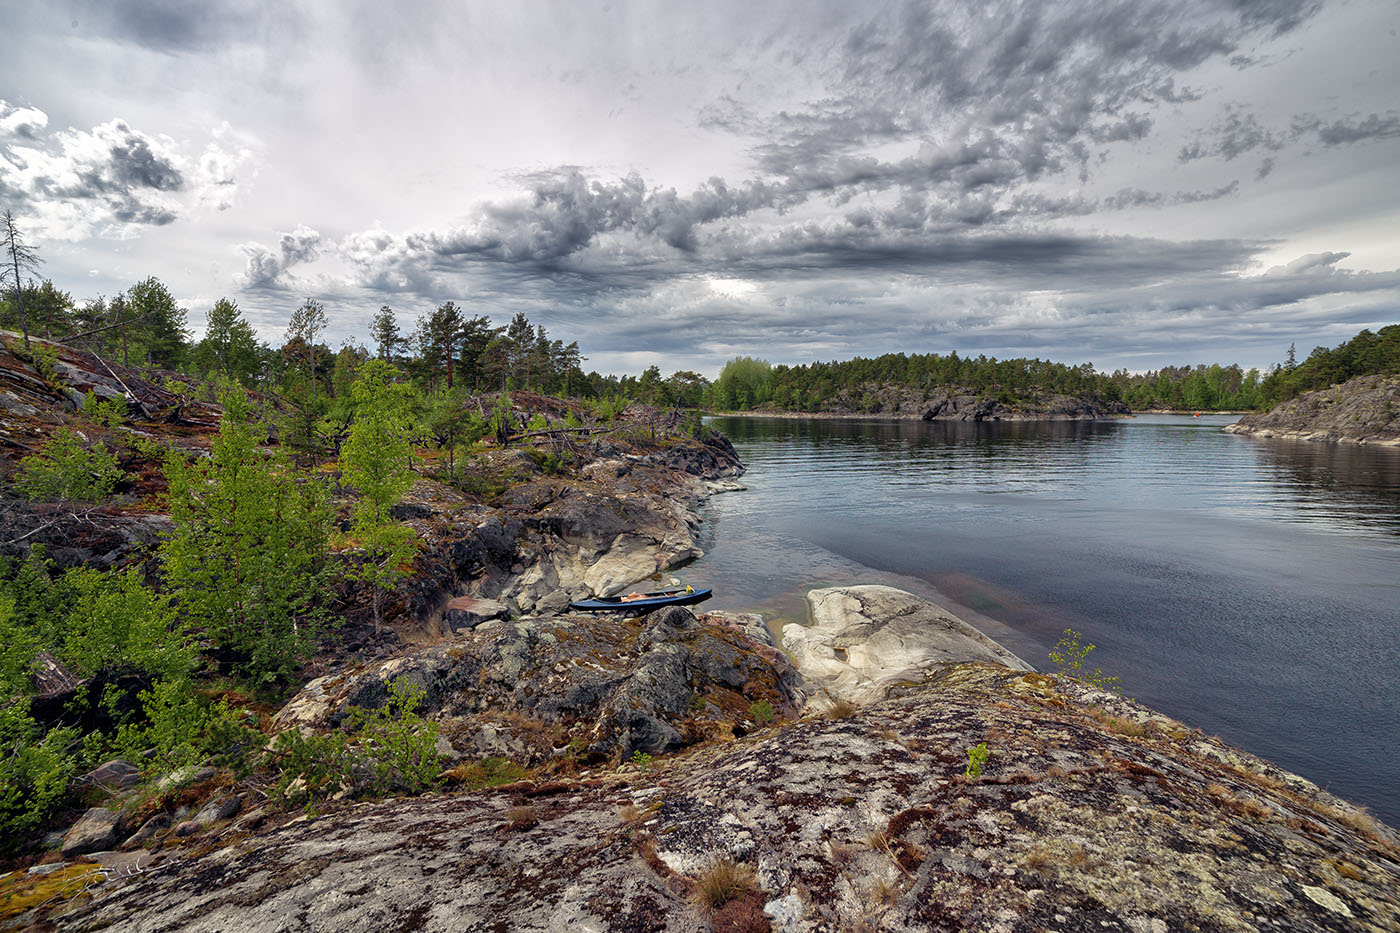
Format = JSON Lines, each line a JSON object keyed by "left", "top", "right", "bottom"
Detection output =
{"left": 287, "top": 299, "right": 328, "bottom": 404}
{"left": 340, "top": 360, "right": 418, "bottom": 631}
{"left": 160, "top": 389, "right": 333, "bottom": 691}
{"left": 369, "top": 306, "right": 402, "bottom": 362}
{"left": 126, "top": 277, "right": 189, "bottom": 369}
{"left": 1, "top": 210, "right": 43, "bottom": 347}
{"left": 194, "top": 298, "right": 260, "bottom": 384}
{"left": 424, "top": 389, "right": 487, "bottom": 481}
{"left": 428, "top": 301, "right": 465, "bottom": 390}
{"left": 505, "top": 313, "right": 535, "bottom": 387}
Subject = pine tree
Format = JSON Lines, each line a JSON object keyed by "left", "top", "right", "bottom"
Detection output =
{"left": 369, "top": 306, "right": 401, "bottom": 362}
{"left": 195, "top": 298, "right": 260, "bottom": 384}
{"left": 340, "top": 360, "right": 418, "bottom": 631}
{"left": 1, "top": 210, "right": 43, "bottom": 348}
{"left": 126, "top": 277, "right": 189, "bottom": 369}
{"left": 160, "top": 389, "right": 333, "bottom": 690}
{"left": 287, "top": 299, "right": 328, "bottom": 403}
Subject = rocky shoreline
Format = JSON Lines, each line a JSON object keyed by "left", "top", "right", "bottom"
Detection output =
{"left": 33, "top": 587, "right": 1400, "bottom": 932}
{"left": 714, "top": 384, "right": 1129, "bottom": 423}
{"left": 4, "top": 348, "right": 1399, "bottom": 931}
{"left": 1225, "top": 374, "right": 1400, "bottom": 446}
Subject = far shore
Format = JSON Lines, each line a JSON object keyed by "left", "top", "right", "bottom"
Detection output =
{"left": 702, "top": 408, "right": 1238, "bottom": 420}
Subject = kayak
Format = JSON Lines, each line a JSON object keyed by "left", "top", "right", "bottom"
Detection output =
{"left": 569, "top": 587, "right": 713, "bottom": 612}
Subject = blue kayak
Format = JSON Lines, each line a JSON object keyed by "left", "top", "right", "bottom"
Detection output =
{"left": 569, "top": 587, "right": 713, "bottom": 612}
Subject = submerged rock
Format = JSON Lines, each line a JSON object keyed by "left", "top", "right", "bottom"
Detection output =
{"left": 783, "top": 585, "right": 1032, "bottom": 705}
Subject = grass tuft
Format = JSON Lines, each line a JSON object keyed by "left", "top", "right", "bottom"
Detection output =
{"left": 690, "top": 856, "right": 760, "bottom": 913}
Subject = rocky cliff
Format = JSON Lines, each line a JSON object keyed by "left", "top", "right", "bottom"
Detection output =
{"left": 1225, "top": 374, "right": 1400, "bottom": 445}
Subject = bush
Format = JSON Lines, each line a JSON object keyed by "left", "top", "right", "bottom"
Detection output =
{"left": 62, "top": 567, "right": 191, "bottom": 683}
{"left": 13, "top": 428, "right": 125, "bottom": 502}
{"left": 0, "top": 705, "right": 76, "bottom": 843}
{"left": 114, "top": 677, "right": 258, "bottom": 773}
{"left": 270, "top": 677, "right": 441, "bottom": 807}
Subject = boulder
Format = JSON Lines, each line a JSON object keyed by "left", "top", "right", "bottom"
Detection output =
{"left": 273, "top": 607, "right": 803, "bottom": 763}
{"left": 121, "top": 813, "right": 170, "bottom": 849}
{"left": 783, "top": 585, "right": 1032, "bottom": 705}
{"left": 442, "top": 596, "right": 510, "bottom": 633}
{"left": 195, "top": 795, "right": 243, "bottom": 826}
{"left": 78, "top": 759, "right": 141, "bottom": 791}
{"left": 60, "top": 808, "right": 124, "bottom": 857}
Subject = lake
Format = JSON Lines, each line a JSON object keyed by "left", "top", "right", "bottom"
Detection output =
{"left": 686, "top": 414, "right": 1400, "bottom": 827}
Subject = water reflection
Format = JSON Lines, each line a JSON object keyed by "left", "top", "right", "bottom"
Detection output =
{"left": 693, "top": 415, "right": 1400, "bottom": 826}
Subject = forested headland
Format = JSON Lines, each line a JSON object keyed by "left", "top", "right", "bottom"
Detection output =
{"left": 708, "top": 324, "right": 1400, "bottom": 414}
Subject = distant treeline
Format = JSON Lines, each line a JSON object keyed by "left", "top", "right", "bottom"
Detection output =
{"left": 0, "top": 277, "right": 710, "bottom": 407}
{"left": 709, "top": 324, "right": 1400, "bottom": 413}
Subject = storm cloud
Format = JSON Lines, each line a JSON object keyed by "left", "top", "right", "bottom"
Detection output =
{"left": 4, "top": 0, "right": 1397, "bottom": 374}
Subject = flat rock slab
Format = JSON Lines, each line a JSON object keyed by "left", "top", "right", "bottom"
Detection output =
{"left": 784, "top": 585, "right": 1032, "bottom": 704}
{"left": 49, "top": 664, "right": 1400, "bottom": 932}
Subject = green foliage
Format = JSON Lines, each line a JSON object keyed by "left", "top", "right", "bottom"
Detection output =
{"left": 61, "top": 567, "right": 190, "bottom": 682}
{"left": 1049, "top": 628, "right": 1122, "bottom": 693}
{"left": 193, "top": 297, "right": 261, "bottom": 385}
{"left": 25, "top": 341, "right": 59, "bottom": 382}
{"left": 161, "top": 388, "right": 333, "bottom": 691}
{"left": 1258, "top": 324, "right": 1400, "bottom": 407}
{"left": 114, "top": 677, "right": 223, "bottom": 771}
{"left": 125, "top": 277, "right": 189, "bottom": 369}
{"left": 489, "top": 392, "right": 514, "bottom": 439}
{"left": 270, "top": 677, "right": 441, "bottom": 807}
{"left": 341, "top": 360, "right": 419, "bottom": 627}
{"left": 0, "top": 547, "right": 68, "bottom": 656}
{"left": 13, "top": 428, "right": 125, "bottom": 502}
{"left": 268, "top": 726, "right": 353, "bottom": 806}
{"left": 710, "top": 357, "right": 774, "bottom": 410}
{"left": 423, "top": 390, "right": 487, "bottom": 480}
{"left": 0, "top": 705, "right": 76, "bottom": 843}
{"left": 0, "top": 595, "right": 42, "bottom": 698}
{"left": 964, "top": 742, "right": 989, "bottom": 779}
{"left": 748, "top": 699, "right": 775, "bottom": 726}
{"left": 83, "top": 390, "right": 126, "bottom": 427}
{"left": 629, "top": 750, "right": 654, "bottom": 771}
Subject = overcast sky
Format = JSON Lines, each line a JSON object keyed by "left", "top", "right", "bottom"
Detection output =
{"left": 3, "top": 0, "right": 1398, "bottom": 377}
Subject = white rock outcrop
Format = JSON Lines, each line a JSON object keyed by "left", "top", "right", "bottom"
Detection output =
{"left": 783, "top": 585, "right": 1032, "bottom": 705}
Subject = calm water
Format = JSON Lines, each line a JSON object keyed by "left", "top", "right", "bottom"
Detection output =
{"left": 685, "top": 415, "right": 1400, "bottom": 826}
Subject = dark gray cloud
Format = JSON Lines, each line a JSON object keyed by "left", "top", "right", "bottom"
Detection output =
{"left": 60, "top": 0, "right": 289, "bottom": 52}
{"left": 339, "top": 0, "right": 1332, "bottom": 298}
{"left": 1310, "top": 113, "right": 1400, "bottom": 146}
{"left": 0, "top": 106, "right": 193, "bottom": 237}
{"left": 239, "top": 225, "right": 322, "bottom": 289}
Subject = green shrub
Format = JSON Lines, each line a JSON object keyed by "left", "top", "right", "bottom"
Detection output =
{"left": 270, "top": 677, "right": 441, "bottom": 807}
{"left": 61, "top": 567, "right": 191, "bottom": 683}
{"left": 1049, "top": 628, "right": 1122, "bottom": 693}
{"left": 0, "top": 705, "right": 76, "bottom": 843}
{"left": 748, "top": 699, "right": 775, "bottom": 726}
{"left": 965, "top": 742, "right": 989, "bottom": 779}
{"left": 83, "top": 391, "right": 126, "bottom": 427}
{"left": 0, "top": 595, "right": 42, "bottom": 698}
{"left": 13, "top": 428, "right": 125, "bottom": 502}
{"left": 114, "top": 677, "right": 257, "bottom": 773}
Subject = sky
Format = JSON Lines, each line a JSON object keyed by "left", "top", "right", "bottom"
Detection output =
{"left": 2, "top": 0, "right": 1398, "bottom": 378}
